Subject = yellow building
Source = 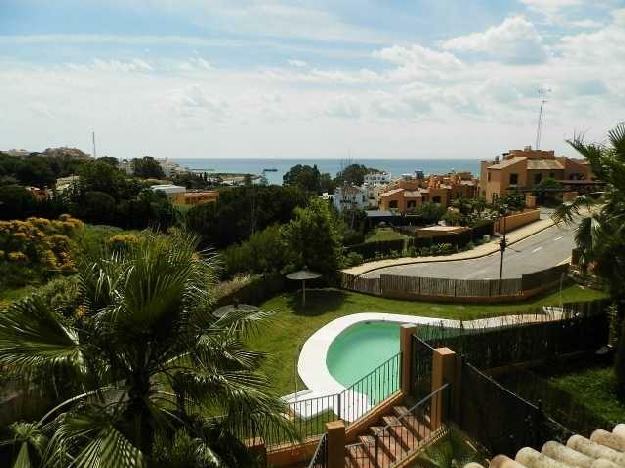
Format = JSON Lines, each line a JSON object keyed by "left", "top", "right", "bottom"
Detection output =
{"left": 480, "top": 146, "right": 592, "bottom": 203}
{"left": 151, "top": 184, "right": 218, "bottom": 206}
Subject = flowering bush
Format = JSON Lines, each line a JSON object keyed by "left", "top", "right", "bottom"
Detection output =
{"left": 0, "top": 215, "right": 84, "bottom": 275}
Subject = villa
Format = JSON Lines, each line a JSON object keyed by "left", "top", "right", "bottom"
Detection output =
{"left": 378, "top": 173, "right": 479, "bottom": 212}
{"left": 479, "top": 146, "right": 593, "bottom": 203}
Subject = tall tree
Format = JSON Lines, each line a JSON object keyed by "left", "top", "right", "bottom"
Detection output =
{"left": 335, "top": 164, "right": 379, "bottom": 186}
{"left": 0, "top": 231, "right": 293, "bottom": 466}
{"left": 283, "top": 197, "right": 342, "bottom": 275}
{"left": 132, "top": 156, "right": 165, "bottom": 179}
{"left": 283, "top": 164, "right": 323, "bottom": 193}
{"left": 553, "top": 123, "right": 625, "bottom": 396}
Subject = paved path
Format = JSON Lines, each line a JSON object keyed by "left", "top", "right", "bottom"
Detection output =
{"left": 362, "top": 222, "right": 574, "bottom": 279}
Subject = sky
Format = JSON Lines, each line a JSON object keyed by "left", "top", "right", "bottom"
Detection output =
{"left": 0, "top": 0, "right": 624, "bottom": 159}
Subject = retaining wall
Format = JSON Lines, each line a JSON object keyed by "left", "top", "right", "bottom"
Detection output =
{"left": 494, "top": 209, "right": 541, "bottom": 234}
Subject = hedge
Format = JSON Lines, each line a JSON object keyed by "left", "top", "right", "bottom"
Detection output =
{"left": 345, "top": 239, "right": 406, "bottom": 260}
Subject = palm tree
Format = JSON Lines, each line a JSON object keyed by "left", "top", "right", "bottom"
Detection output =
{"left": 552, "top": 123, "right": 625, "bottom": 396}
{"left": 0, "top": 230, "right": 294, "bottom": 467}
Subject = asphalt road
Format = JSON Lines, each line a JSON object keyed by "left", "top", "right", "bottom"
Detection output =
{"left": 362, "top": 222, "right": 576, "bottom": 280}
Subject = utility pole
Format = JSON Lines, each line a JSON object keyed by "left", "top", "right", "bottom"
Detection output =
{"left": 498, "top": 206, "right": 508, "bottom": 295}
{"left": 91, "top": 131, "right": 97, "bottom": 158}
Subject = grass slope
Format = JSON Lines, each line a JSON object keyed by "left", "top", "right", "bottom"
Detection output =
{"left": 550, "top": 366, "right": 625, "bottom": 427}
{"left": 249, "top": 285, "right": 606, "bottom": 396}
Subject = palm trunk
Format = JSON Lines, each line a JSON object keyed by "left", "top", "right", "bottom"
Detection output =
{"left": 614, "top": 300, "right": 625, "bottom": 399}
{"left": 126, "top": 373, "right": 155, "bottom": 457}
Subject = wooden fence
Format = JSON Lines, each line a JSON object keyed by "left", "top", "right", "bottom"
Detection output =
{"left": 339, "top": 264, "right": 569, "bottom": 302}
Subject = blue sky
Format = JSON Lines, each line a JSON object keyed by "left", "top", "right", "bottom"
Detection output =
{"left": 0, "top": 0, "right": 623, "bottom": 158}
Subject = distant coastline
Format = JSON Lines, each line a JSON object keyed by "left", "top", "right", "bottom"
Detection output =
{"left": 172, "top": 158, "right": 481, "bottom": 186}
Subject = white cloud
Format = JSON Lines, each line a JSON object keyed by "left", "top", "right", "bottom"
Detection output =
{"left": 91, "top": 58, "right": 154, "bottom": 73}
{"left": 288, "top": 59, "right": 308, "bottom": 68}
{"left": 1, "top": 6, "right": 625, "bottom": 159}
{"left": 520, "top": 0, "right": 581, "bottom": 18}
{"left": 324, "top": 95, "right": 362, "bottom": 119}
{"left": 569, "top": 19, "right": 603, "bottom": 28}
{"left": 442, "top": 16, "right": 547, "bottom": 64}
{"left": 166, "top": 84, "right": 228, "bottom": 122}
{"left": 374, "top": 44, "right": 461, "bottom": 69}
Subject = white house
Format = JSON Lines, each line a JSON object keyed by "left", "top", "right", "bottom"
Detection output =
{"left": 333, "top": 185, "right": 368, "bottom": 212}
{"left": 150, "top": 184, "right": 186, "bottom": 199}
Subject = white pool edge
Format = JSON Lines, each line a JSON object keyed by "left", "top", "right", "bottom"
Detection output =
{"left": 286, "top": 309, "right": 565, "bottom": 406}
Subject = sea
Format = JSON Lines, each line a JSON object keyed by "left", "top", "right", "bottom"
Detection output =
{"left": 172, "top": 158, "right": 482, "bottom": 186}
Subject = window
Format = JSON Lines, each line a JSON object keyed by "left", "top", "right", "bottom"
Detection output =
{"left": 389, "top": 200, "right": 398, "bottom": 209}
{"left": 509, "top": 173, "right": 518, "bottom": 185}
{"left": 432, "top": 196, "right": 441, "bottom": 204}
{"left": 534, "top": 173, "right": 543, "bottom": 184}
{"left": 487, "top": 172, "right": 491, "bottom": 182}
{"left": 549, "top": 172, "right": 554, "bottom": 179}
{"left": 407, "top": 200, "right": 416, "bottom": 209}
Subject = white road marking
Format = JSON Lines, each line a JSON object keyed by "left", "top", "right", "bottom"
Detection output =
{"left": 532, "top": 246, "right": 543, "bottom": 253}
{"left": 554, "top": 236, "right": 563, "bottom": 240}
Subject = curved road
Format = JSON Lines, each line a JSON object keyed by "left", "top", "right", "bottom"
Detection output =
{"left": 362, "top": 222, "right": 576, "bottom": 280}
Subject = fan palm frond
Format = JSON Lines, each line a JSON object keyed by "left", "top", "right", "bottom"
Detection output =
{"left": 0, "top": 296, "right": 84, "bottom": 374}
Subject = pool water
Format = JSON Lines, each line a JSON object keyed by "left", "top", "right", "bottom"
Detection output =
{"left": 326, "top": 321, "right": 400, "bottom": 390}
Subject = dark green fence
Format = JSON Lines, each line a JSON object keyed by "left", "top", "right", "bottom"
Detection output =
{"left": 417, "top": 300, "right": 609, "bottom": 369}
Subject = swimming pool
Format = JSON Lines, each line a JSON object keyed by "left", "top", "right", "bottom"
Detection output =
{"left": 326, "top": 321, "right": 401, "bottom": 400}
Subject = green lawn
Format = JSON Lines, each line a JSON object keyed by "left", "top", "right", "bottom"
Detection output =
{"left": 549, "top": 366, "right": 625, "bottom": 427}
{"left": 249, "top": 284, "right": 607, "bottom": 396}
{"left": 365, "top": 227, "right": 407, "bottom": 243}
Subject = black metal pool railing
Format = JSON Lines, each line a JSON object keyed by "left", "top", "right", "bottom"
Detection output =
{"left": 242, "top": 351, "right": 402, "bottom": 449}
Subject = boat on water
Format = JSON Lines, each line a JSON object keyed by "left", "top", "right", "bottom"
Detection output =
{"left": 263, "top": 168, "right": 278, "bottom": 172}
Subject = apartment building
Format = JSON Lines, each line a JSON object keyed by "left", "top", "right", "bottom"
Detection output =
{"left": 479, "top": 146, "right": 592, "bottom": 202}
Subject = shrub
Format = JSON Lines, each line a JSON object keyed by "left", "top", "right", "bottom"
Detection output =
{"left": 215, "top": 273, "right": 286, "bottom": 307}
{"left": 342, "top": 251, "right": 365, "bottom": 267}
{"left": 107, "top": 233, "right": 140, "bottom": 252}
{"left": 0, "top": 215, "right": 84, "bottom": 291}
{"left": 221, "top": 225, "right": 290, "bottom": 278}
{"left": 346, "top": 239, "right": 405, "bottom": 260}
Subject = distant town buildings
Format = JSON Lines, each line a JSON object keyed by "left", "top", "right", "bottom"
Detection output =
{"left": 333, "top": 185, "right": 368, "bottom": 212}
{"left": 55, "top": 175, "right": 80, "bottom": 193}
{"left": 480, "top": 146, "right": 593, "bottom": 203}
{"left": 4, "top": 147, "right": 89, "bottom": 160}
{"left": 120, "top": 157, "right": 187, "bottom": 177}
{"left": 363, "top": 171, "right": 391, "bottom": 186}
{"left": 150, "top": 184, "right": 218, "bottom": 206}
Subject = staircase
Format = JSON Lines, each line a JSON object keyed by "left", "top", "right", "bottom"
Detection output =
{"left": 473, "top": 424, "right": 625, "bottom": 468}
{"left": 344, "top": 404, "right": 443, "bottom": 468}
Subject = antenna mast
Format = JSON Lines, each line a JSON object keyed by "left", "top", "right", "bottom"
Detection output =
{"left": 535, "top": 87, "right": 550, "bottom": 150}
{"left": 92, "top": 131, "right": 97, "bottom": 158}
